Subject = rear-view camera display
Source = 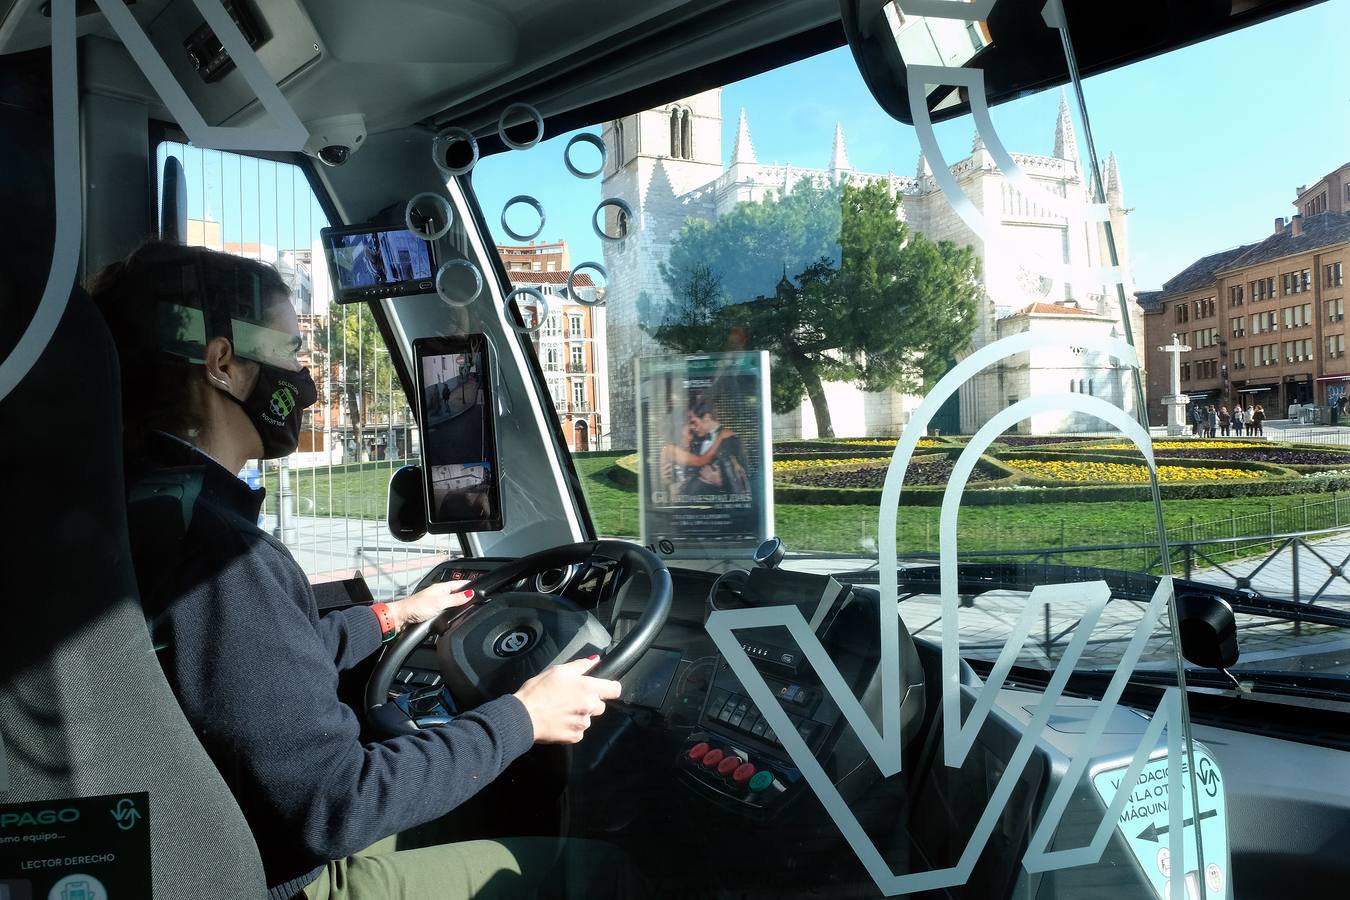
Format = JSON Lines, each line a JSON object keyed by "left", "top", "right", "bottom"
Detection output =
{"left": 416, "top": 335, "right": 502, "bottom": 532}
{"left": 321, "top": 225, "right": 434, "bottom": 302}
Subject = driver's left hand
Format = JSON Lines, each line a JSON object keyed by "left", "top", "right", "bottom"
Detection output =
{"left": 388, "top": 581, "right": 474, "bottom": 632}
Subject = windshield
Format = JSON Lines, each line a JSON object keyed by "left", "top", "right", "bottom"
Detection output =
{"left": 468, "top": 2, "right": 1350, "bottom": 686}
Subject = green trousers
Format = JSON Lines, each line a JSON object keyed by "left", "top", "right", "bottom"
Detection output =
{"left": 301, "top": 832, "right": 647, "bottom": 900}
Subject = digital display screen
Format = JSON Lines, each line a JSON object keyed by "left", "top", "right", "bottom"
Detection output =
{"left": 321, "top": 225, "right": 435, "bottom": 303}
{"left": 415, "top": 335, "right": 502, "bottom": 533}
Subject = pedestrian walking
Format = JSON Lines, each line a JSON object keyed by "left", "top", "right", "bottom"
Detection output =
{"left": 1253, "top": 404, "right": 1265, "bottom": 437}
{"left": 1219, "top": 405, "right": 1230, "bottom": 437}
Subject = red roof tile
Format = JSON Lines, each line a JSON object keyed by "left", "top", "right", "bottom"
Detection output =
{"left": 1008, "top": 301, "right": 1100, "bottom": 317}
{"left": 508, "top": 270, "right": 595, "bottom": 287}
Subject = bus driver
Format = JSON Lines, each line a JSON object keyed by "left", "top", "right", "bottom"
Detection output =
{"left": 93, "top": 242, "right": 642, "bottom": 900}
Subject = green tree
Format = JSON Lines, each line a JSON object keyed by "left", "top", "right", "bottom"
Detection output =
{"left": 647, "top": 180, "right": 981, "bottom": 437}
{"left": 319, "top": 302, "right": 401, "bottom": 460}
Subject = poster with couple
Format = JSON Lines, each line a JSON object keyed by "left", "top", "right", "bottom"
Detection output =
{"left": 636, "top": 351, "right": 773, "bottom": 557}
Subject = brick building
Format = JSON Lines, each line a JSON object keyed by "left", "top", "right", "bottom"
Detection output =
{"left": 497, "top": 239, "right": 570, "bottom": 276}
{"left": 496, "top": 244, "right": 610, "bottom": 451}
{"left": 1143, "top": 173, "right": 1350, "bottom": 421}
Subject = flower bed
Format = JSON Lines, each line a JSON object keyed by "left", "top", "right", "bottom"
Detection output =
{"left": 992, "top": 435, "right": 1099, "bottom": 446}
{"left": 783, "top": 456, "right": 1001, "bottom": 488}
{"left": 774, "top": 457, "right": 887, "bottom": 472}
{"left": 1004, "top": 458, "right": 1262, "bottom": 484}
{"left": 1095, "top": 440, "right": 1270, "bottom": 450}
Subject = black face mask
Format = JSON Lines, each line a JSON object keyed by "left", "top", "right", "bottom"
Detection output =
{"left": 233, "top": 363, "right": 318, "bottom": 459}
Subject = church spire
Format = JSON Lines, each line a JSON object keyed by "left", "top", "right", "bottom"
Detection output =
{"left": 1104, "top": 151, "right": 1123, "bottom": 205}
{"left": 1053, "top": 88, "right": 1078, "bottom": 164}
{"left": 916, "top": 152, "right": 932, "bottom": 180}
{"left": 830, "top": 123, "right": 850, "bottom": 171}
{"left": 731, "top": 108, "right": 757, "bottom": 166}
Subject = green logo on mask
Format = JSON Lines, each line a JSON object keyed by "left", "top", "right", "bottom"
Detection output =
{"left": 270, "top": 384, "right": 297, "bottom": 418}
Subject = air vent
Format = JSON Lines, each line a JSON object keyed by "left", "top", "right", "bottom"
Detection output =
{"left": 535, "top": 564, "right": 578, "bottom": 594}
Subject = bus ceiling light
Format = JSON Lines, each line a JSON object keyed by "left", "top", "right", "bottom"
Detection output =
{"left": 302, "top": 114, "right": 367, "bottom": 167}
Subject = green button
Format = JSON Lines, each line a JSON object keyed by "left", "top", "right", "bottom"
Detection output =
{"left": 748, "top": 771, "right": 773, "bottom": 793}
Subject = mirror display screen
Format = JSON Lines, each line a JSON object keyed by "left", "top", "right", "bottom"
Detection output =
{"left": 414, "top": 335, "right": 503, "bottom": 532}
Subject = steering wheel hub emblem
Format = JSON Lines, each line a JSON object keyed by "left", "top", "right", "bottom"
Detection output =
{"left": 493, "top": 628, "right": 535, "bottom": 658}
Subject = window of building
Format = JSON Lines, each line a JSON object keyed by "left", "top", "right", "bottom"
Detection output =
{"left": 544, "top": 346, "right": 560, "bottom": 370}
{"left": 1330, "top": 334, "right": 1347, "bottom": 359}
{"left": 569, "top": 313, "right": 584, "bottom": 336}
{"left": 1180, "top": 362, "right": 1191, "bottom": 381}
{"left": 1283, "top": 273, "right": 1293, "bottom": 295}
{"left": 1327, "top": 262, "right": 1344, "bottom": 288}
{"left": 1175, "top": 304, "right": 1189, "bottom": 324}
{"left": 1300, "top": 269, "right": 1311, "bottom": 292}
{"left": 1231, "top": 318, "right": 1244, "bottom": 338}
{"left": 613, "top": 119, "right": 626, "bottom": 170}
{"left": 669, "top": 107, "right": 693, "bottom": 160}
{"left": 542, "top": 313, "right": 562, "bottom": 338}
{"left": 1330, "top": 298, "right": 1345, "bottom": 322}
{"left": 572, "top": 379, "right": 587, "bottom": 408}
{"left": 570, "top": 344, "right": 584, "bottom": 369}
{"left": 1232, "top": 348, "right": 1246, "bottom": 369}
{"left": 1229, "top": 285, "right": 1243, "bottom": 306}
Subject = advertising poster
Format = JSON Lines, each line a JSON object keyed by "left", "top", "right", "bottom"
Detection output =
{"left": 637, "top": 352, "right": 773, "bottom": 556}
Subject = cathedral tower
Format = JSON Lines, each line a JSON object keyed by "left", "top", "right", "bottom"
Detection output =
{"left": 599, "top": 90, "right": 723, "bottom": 448}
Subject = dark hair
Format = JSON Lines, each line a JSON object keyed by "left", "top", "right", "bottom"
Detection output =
{"left": 90, "top": 240, "right": 289, "bottom": 458}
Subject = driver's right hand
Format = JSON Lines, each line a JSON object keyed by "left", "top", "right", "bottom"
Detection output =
{"left": 514, "top": 655, "right": 622, "bottom": 744}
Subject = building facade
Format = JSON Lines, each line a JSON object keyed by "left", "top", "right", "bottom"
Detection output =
{"left": 598, "top": 90, "right": 1144, "bottom": 447}
{"left": 498, "top": 239, "right": 571, "bottom": 276}
{"left": 1143, "top": 185, "right": 1350, "bottom": 421}
{"left": 496, "top": 244, "right": 611, "bottom": 451}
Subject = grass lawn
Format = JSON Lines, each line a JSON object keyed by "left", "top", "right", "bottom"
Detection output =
{"left": 270, "top": 453, "right": 1345, "bottom": 571}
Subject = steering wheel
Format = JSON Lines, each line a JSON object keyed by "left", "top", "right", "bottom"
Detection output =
{"left": 365, "top": 540, "right": 672, "bottom": 735}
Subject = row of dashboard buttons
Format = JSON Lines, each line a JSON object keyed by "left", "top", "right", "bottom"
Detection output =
{"left": 686, "top": 742, "right": 774, "bottom": 794}
{"left": 396, "top": 668, "right": 443, "bottom": 687}
{"left": 705, "top": 689, "right": 825, "bottom": 748}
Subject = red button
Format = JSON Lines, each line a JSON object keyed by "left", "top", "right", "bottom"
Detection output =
{"left": 687, "top": 742, "right": 710, "bottom": 762}
{"left": 717, "top": 755, "right": 742, "bottom": 776}
{"left": 732, "top": 762, "right": 756, "bottom": 784}
{"left": 701, "top": 749, "right": 725, "bottom": 769}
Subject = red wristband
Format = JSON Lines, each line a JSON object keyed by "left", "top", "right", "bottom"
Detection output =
{"left": 370, "top": 603, "right": 397, "bottom": 643}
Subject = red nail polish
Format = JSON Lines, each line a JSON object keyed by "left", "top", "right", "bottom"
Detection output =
{"left": 586, "top": 654, "right": 599, "bottom": 661}
{"left": 463, "top": 589, "right": 474, "bottom": 599}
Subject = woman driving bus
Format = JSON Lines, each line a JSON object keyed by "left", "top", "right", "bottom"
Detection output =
{"left": 91, "top": 241, "right": 642, "bottom": 900}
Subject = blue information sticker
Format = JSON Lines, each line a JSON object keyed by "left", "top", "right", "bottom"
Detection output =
{"left": 1092, "top": 745, "right": 1230, "bottom": 900}
{"left": 0, "top": 792, "right": 150, "bottom": 899}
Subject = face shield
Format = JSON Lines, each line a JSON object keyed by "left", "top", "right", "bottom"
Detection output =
{"left": 148, "top": 252, "right": 305, "bottom": 372}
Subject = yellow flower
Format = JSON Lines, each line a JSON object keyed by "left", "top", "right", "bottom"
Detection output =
{"left": 1004, "top": 459, "right": 1260, "bottom": 483}
{"left": 1095, "top": 441, "right": 1269, "bottom": 451}
{"left": 773, "top": 457, "right": 882, "bottom": 472}
{"left": 840, "top": 438, "right": 941, "bottom": 448}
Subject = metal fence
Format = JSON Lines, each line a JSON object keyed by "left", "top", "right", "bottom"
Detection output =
{"left": 904, "top": 521, "right": 1350, "bottom": 606}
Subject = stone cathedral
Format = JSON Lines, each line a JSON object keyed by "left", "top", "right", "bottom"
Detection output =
{"left": 599, "top": 88, "right": 1145, "bottom": 448}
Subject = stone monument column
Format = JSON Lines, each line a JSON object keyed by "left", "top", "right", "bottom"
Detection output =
{"left": 1158, "top": 332, "right": 1192, "bottom": 437}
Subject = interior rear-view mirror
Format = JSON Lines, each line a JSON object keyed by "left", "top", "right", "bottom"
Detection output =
{"left": 1175, "top": 590, "right": 1240, "bottom": 671}
{"left": 840, "top": 0, "right": 1326, "bottom": 126}
{"left": 388, "top": 465, "right": 428, "bottom": 543}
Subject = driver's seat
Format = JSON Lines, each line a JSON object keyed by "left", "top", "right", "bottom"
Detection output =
{"left": 0, "top": 49, "right": 266, "bottom": 897}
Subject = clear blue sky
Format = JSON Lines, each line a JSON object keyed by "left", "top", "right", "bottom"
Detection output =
{"left": 473, "top": 0, "right": 1350, "bottom": 292}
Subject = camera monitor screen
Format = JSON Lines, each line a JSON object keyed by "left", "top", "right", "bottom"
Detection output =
{"left": 320, "top": 224, "right": 435, "bottom": 303}
{"left": 413, "top": 335, "right": 503, "bottom": 533}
